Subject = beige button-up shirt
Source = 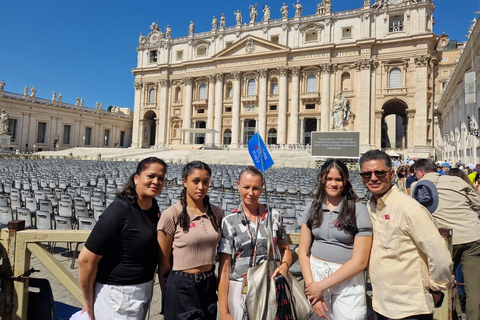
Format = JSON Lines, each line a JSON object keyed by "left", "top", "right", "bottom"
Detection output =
{"left": 368, "top": 185, "right": 453, "bottom": 318}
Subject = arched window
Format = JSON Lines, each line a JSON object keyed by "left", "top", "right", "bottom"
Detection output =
{"left": 267, "top": 128, "right": 277, "bottom": 145}
{"left": 306, "top": 75, "right": 316, "bottom": 92}
{"left": 389, "top": 68, "right": 402, "bottom": 89}
{"left": 175, "top": 87, "right": 182, "bottom": 102}
{"left": 223, "top": 129, "right": 232, "bottom": 145}
{"left": 271, "top": 79, "right": 278, "bottom": 95}
{"left": 149, "top": 89, "right": 156, "bottom": 103}
{"left": 247, "top": 79, "right": 256, "bottom": 96}
{"left": 199, "top": 84, "right": 207, "bottom": 99}
{"left": 341, "top": 73, "right": 351, "bottom": 91}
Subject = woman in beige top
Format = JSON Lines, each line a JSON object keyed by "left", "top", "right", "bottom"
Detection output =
{"left": 157, "top": 161, "right": 223, "bottom": 320}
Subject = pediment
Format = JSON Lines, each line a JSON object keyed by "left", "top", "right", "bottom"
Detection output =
{"left": 213, "top": 35, "right": 290, "bottom": 60}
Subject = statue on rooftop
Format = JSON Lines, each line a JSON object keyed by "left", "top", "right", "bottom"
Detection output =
{"left": 58, "top": 93, "right": 62, "bottom": 103}
{"left": 234, "top": 10, "right": 242, "bottom": 25}
{"left": 294, "top": 0, "right": 303, "bottom": 17}
{"left": 150, "top": 22, "right": 160, "bottom": 32}
{"left": 24, "top": 85, "right": 29, "bottom": 96}
{"left": 0, "top": 80, "right": 5, "bottom": 92}
{"left": 325, "top": 0, "right": 331, "bottom": 12}
{"left": 249, "top": 4, "right": 258, "bottom": 23}
{"left": 80, "top": 98, "right": 84, "bottom": 107}
{"left": 0, "top": 109, "right": 9, "bottom": 135}
{"left": 100, "top": 102, "right": 104, "bottom": 110}
{"left": 280, "top": 3, "right": 289, "bottom": 18}
{"left": 75, "top": 97, "right": 80, "bottom": 106}
{"left": 165, "top": 25, "right": 172, "bottom": 38}
{"left": 139, "top": 33, "right": 147, "bottom": 46}
{"left": 31, "top": 86, "right": 36, "bottom": 98}
{"left": 212, "top": 16, "right": 218, "bottom": 30}
{"left": 52, "top": 91, "right": 56, "bottom": 101}
{"left": 220, "top": 13, "right": 226, "bottom": 28}
{"left": 262, "top": 5, "right": 271, "bottom": 21}
{"left": 189, "top": 21, "right": 195, "bottom": 35}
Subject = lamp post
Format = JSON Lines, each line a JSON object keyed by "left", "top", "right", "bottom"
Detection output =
{"left": 467, "top": 116, "right": 480, "bottom": 139}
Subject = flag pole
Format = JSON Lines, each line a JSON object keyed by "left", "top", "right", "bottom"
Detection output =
{"left": 256, "top": 131, "right": 277, "bottom": 261}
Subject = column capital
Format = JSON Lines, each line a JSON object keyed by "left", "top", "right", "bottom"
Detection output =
{"left": 159, "top": 79, "right": 171, "bottom": 87}
{"left": 257, "top": 69, "right": 268, "bottom": 79}
{"left": 320, "top": 63, "right": 334, "bottom": 74}
{"left": 291, "top": 67, "right": 301, "bottom": 76}
{"left": 278, "top": 66, "right": 289, "bottom": 76}
{"left": 134, "top": 82, "right": 142, "bottom": 90}
{"left": 354, "top": 59, "right": 375, "bottom": 71}
{"left": 206, "top": 75, "right": 216, "bottom": 83}
{"left": 183, "top": 77, "right": 193, "bottom": 86}
{"left": 231, "top": 71, "right": 242, "bottom": 80}
{"left": 414, "top": 55, "right": 431, "bottom": 67}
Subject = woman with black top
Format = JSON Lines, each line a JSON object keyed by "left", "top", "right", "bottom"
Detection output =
{"left": 78, "top": 157, "right": 167, "bottom": 320}
{"left": 157, "top": 161, "right": 223, "bottom": 320}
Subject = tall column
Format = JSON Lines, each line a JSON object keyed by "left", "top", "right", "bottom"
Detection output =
{"left": 407, "top": 112, "right": 415, "bottom": 149}
{"left": 321, "top": 64, "right": 332, "bottom": 131}
{"left": 258, "top": 69, "right": 268, "bottom": 141}
{"left": 158, "top": 79, "right": 170, "bottom": 145}
{"left": 206, "top": 75, "right": 215, "bottom": 145}
{"left": 214, "top": 73, "right": 224, "bottom": 143}
{"left": 240, "top": 118, "right": 245, "bottom": 145}
{"left": 316, "top": 117, "right": 321, "bottom": 131}
{"left": 413, "top": 56, "right": 430, "bottom": 148}
{"left": 290, "top": 67, "right": 300, "bottom": 144}
{"left": 232, "top": 72, "right": 242, "bottom": 146}
{"left": 356, "top": 59, "right": 373, "bottom": 150}
{"left": 278, "top": 67, "right": 288, "bottom": 145}
{"left": 192, "top": 120, "right": 197, "bottom": 144}
{"left": 300, "top": 117, "right": 305, "bottom": 145}
{"left": 385, "top": 114, "right": 396, "bottom": 148}
{"left": 183, "top": 77, "right": 193, "bottom": 144}
{"left": 131, "top": 82, "right": 143, "bottom": 148}
{"left": 374, "top": 112, "right": 382, "bottom": 148}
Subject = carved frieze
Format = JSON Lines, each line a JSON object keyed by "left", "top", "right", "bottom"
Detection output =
{"left": 245, "top": 39, "right": 255, "bottom": 54}
{"left": 245, "top": 105, "right": 257, "bottom": 112}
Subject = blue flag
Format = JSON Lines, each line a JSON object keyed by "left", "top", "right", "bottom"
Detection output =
{"left": 248, "top": 133, "right": 274, "bottom": 172}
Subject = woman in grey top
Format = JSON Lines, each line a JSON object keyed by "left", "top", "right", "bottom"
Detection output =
{"left": 298, "top": 159, "right": 372, "bottom": 320}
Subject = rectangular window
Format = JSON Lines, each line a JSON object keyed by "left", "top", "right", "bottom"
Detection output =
{"left": 197, "top": 47, "right": 207, "bottom": 56}
{"left": 389, "top": 16, "right": 404, "bottom": 33}
{"left": 85, "top": 127, "right": 92, "bottom": 146}
{"left": 271, "top": 35, "right": 279, "bottom": 43}
{"left": 176, "top": 50, "right": 183, "bottom": 60}
{"left": 8, "top": 119, "right": 17, "bottom": 143}
{"left": 197, "top": 109, "right": 205, "bottom": 114}
{"left": 63, "top": 125, "right": 71, "bottom": 145}
{"left": 36, "top": 122, "right": 47, "bottom": 144}
{"left": 305, "top": 104, "right": 316, "bottom": 110}
{"left": 269, "top": 105, "right": 277, "bottom": 111}
{"left": 342, "top": 27, "right": 352, "bottom": 39}
{"left": 225, "top": 107, "right": 232, "bottom": 112}
{"left": 149, "top": 50, "right": 158, "bottom": 63}
{"left": 120, "top": 131, "right": 126, "bottom": 147}
{"left": 104, "top": 129, "right": 110, "bottom": 147}
{"left": 305, "top": 31, "right": 317, "bottom": 42}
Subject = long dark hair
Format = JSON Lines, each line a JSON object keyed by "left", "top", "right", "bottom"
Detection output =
{"left": 307, "top": 159, "right": 358, "bottom": 233}
{"left": 179, "top": 161, "right": 219, "bottom": 231}
{"left": 117, "top": 157, "right": 167, "bottom": 203}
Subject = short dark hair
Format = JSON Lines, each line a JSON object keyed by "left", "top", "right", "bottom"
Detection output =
{"left": 359, "top": 149, "right": 392, "bottom": 170}
{"left": 413, "top": 159, "right": 437, "bottom": 173}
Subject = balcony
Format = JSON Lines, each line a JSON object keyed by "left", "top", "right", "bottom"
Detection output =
{"left": 268, "top": 94, "right": 279, "bottom": 101}
{"left": 300, "top": 92, "right": 320, "bottom": 102}
{"left": 193, "top": 99, "right": 207, "bottom": 107}
{"left": 241, "top": 95, "right": 258, "bottom": 103}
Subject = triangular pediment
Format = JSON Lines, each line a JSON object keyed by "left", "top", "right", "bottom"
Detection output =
{"left": 213, "top": 35, "right": 290, "bottom": 60}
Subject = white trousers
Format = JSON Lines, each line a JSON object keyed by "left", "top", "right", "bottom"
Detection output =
{"left": 93, "top": 279, "right": 154, "bottom": 320}
{"left": 310, "top": 257, "right": 367, "bottom": 320}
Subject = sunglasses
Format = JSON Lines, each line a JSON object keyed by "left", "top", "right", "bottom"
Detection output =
{"left": 359, "top": 170, "right": 389, "bottom": 179}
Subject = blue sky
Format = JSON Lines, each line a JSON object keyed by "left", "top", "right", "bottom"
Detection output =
{"left": 1, "top": 0, "right": 478, "bottom": 110}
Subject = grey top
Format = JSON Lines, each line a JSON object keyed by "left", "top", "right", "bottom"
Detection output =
{"left": 302, "top": 200, "right": 372, "bottom": 264}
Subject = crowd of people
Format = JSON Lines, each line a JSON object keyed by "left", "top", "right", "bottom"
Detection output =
{"left": 76, "top": 149, "right": 479, "bottom": 320}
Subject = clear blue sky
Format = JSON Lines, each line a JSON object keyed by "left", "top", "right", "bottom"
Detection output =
{"left": 1, "top": 0, "right": 478, "bottom": 110}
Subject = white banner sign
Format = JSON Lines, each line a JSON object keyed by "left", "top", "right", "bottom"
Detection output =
{"left": 465, "top": 71, "right": 476, "bottom": 104}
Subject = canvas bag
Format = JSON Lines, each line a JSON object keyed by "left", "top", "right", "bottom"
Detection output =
{"left": 246, "top": 210, "right": 314, "bottom": 320}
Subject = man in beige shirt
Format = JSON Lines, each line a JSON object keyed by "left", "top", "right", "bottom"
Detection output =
{"left": 413, "top": 159, "right": 480, "bottom": 320}
{"left": 360, "top": 150, "right": 452, "bottom": 320}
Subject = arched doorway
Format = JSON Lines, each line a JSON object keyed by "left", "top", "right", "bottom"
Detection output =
{"left": 195, "top": 121, "right": 206, "bottom": 144}
{"left": 243, "top": 120, "right": 256, "bottom": 145}
{"left": 223, "top": 129, "right": 232, "bottom": 146}
{"left": 381, "top": 100, "right": 408, "bottom": 149}
{"left": 143, "top": 111, "right": 157, "bottom": 147}
{"left": 267, "top": 128, "right": 277, "bottom": 145}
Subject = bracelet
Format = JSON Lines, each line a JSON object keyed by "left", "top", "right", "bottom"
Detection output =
{"left": 280, "top": 261, "right": 289, "bottom": 268}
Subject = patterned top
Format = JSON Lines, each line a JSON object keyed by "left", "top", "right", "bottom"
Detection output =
{"left": 218, "top": 203, "right": 285, "bottom": 280}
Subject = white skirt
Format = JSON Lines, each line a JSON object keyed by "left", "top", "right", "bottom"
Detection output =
{"left": 93, "top": 279, "right": 154, "bottom": 320}
{"left": 310, "top": 256, "right": 367, "bottom": 320}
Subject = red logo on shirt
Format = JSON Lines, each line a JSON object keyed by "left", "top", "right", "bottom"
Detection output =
{"left": 188, "top": 223, "right": 196, "bottom": 228}
{"left": 384, "top": 215, "right": 390, "bottom": 220}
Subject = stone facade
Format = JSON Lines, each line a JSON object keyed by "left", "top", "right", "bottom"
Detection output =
{"left": 133, "top": 0, "right": 439, "bottom": 158}
{"left": 437, "top": 17, "right": 480, "bottom": 164}
{"left": 0, "top": 89, "right": 133, "bottom": 152}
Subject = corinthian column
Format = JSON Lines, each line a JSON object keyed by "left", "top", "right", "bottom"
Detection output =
{"left": 214, "top": 73, "right": 224, "bottom": 144}
{"left": 131, "top": 82, "right": 143, "bottom": 148}
{"left": 232, "top": 71, "right": 242, "bottom": 146}
{"left": 278, "top": 66, "right": 288, "bottom": 145}
{"left": 183, "top": 77, "right": 193, "bottom": 144}
{"left": 206, "top": 75, "right": 215, "bottom": 145}
{"left": 158, "top": 79, "right": 170, "bottom": 145}
{"left": 290, "top": 67, "right": 300, "bottom": 144}
{"left": 258, "top": 69, "right": 268, "bottom": 141}
{"left": 321, "top": 64, "right": 332, "bottom": 131}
